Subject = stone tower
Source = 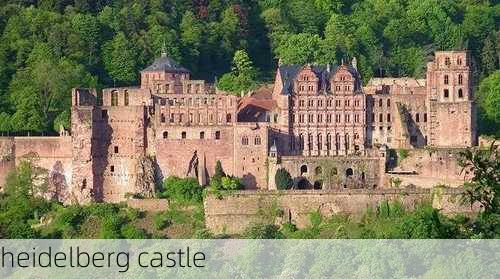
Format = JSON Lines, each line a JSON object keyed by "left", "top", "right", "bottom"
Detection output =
{"left": 426, "top": 51, "right": 476, "bottom": 147}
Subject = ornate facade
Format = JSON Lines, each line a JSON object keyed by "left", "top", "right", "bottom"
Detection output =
{"left": 0, "top": 51, "right": 476, "bottom": 203}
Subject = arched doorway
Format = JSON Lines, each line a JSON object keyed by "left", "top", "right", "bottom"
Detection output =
{"left": 295, "top": 177, "right": 310, "bottom": 190}
{"left": 300, "top": 165, "right": 308, "bottom": 176}
{"left": 313, "top": 180, "right": 323, "bottom": 190}
{"left": 345, "top": 168, "right": 353, "bottom": 177}
{"left": 315, "top": 166, "right": 322, "bottom": 176}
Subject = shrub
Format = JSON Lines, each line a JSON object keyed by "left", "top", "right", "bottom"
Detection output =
{"left": 275, "top": 168, "right": 293, "bottom": 190}
{"left": 153, "top": 212, "right": 171, "bottom": 230}
{"left": 244, "top": 223, "right": 283, "bottom": 239}
{"left": 162, "top": 176, "right": 203, "bottom": 204}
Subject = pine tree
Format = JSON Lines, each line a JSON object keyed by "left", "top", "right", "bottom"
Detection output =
{"left": 275, "top": 168, "right": 293, "bottom": 190}
{"left": 481, "top": 33, "right": 497, "bottom": 77}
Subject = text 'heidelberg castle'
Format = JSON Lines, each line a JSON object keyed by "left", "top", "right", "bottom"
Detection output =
{"left": 0, "top": 50, "right": 476, "bottom": 203}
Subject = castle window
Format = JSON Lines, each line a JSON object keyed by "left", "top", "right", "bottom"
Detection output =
{"left": 379, "top": 113, "right": 383, "bottom": 122}
{"left": 444, "top": 75, "right": 449, "bottom": 85}
{"left": 354, "top": 114, "right": 359, "bottom": 123}
{"left": 387, "top": 113, "right": 391, "bottom": 122}
{"left": 181, "top": 132, "right": 186, "bottom": 139}
{"left": 163, "top": 131, "right": 168, "bottom": 139}
{"left": 387, "top": 99, "right": 390, "bottom": 107}
{"left": 416, "top": 113, "right": 420, "bottom": 122}
{"left": 179, "top": 113, "right": 183, "bottom": 123}
{"left": 110, "top": 165, "right": 115, "bottom": 173}
{"left": 114, "top": 146, "right": 118, "bottom": 154}
{"left": 255, "top": 136, "right": 261, "bottom": 145}
{"left": 299, "top": 134, "right": 304, "bottom": 150}
{"left": 161, "top": 113, "right": 165, "bottom": 123}
{"left": 335, "top": 114, "right": 341, "bottom": 123}
{"left": 458, "top": 89, "right": 463, "bottom": 98}
{"left": 200, "top": 131, "right": 205, "bottom": 139}
{"left": 444, "top": 89, "right": 449, "bottom": 98}
{"left": 274, "top": 114, "right": 278, "bottom": 122}
{"left": 170, "top": 113, "right": 174, "bottom": 123}
{"left": 317, "top": 114, "right": 323, "bottom": 123}
{"left": 308, "top": 134, "right": 313, "bottom": 150}
{"left": 326, "top": 133, "right": 332, "bottom": 150}
{"left": 299, "top": 100, "right": 305, "bottom": 107}
{"left": 327, "top": 114, "right": 332, "bottom": 123}
{"left": 354, "top": 133, "right": 359, "bottom": 140}
{"left": 445, "top": 57, "right": 451, "bottom": 66}
{"left": 458, "top": 74, "right": 463, "bottom": 85}
{"left": 345, "top": 114, "right": 350, "bottom": 123}
{"left": 308, "top": 114, "right": 314, "bottom": 123}
{"left": 424, "top": 113, "right": 428, "bottom": 122}
{"left": 226, "top": 114, "right": 232, "bottom": 123}
{"left": 336, "top": 86, "right": 340, "bottom": 91}
{"left": 124, "top": 90, "right": 129, "bottom": 106}
{"left": 379, "top": 99, "right": 382, "bottom": 107}
{"left": 457, "top": 57, "right": 462, "bottom": 65}
{"left": 315, "top": 166, "right": 322, "bottom": 175}
{"left": 215, "top": 131, "right": 221, "bottom": 140}
{"left": 318, "top": 100, "right": 323, "bottom": 107}
{"left": 372, "top": 113, "right": 375, "bottom": 122}
{"left": 345, "top": 168, "right": 353, "bottom": 177}
{"left": 300, "top": 165, "right": 308, "bottom": 175}
{"left": 111, "top": 91, "right": 118, "bottom": 106}
{"left": 317, "top": 134, "right": 322, "bottom": 150}
{"left": 101, "top": 110, "right": 108, "bottom": 119}
{"left": 242, "top": 136, "right": 248, "bottom": 145}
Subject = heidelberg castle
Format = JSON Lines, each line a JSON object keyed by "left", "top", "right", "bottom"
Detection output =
{"left": 0, "top": 50, "right": 477, "bottom": 203}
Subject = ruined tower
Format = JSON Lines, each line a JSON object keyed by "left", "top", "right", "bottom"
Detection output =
{"left": 426, "top": 51, "right": 476, "bottom": 147}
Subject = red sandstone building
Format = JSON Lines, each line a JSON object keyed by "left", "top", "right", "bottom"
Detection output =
{"left": 0, "top": 51, "right": 476, "bottom": 203}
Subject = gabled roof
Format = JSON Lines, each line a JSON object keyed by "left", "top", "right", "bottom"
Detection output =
{"left": 277, "top": 63, "right": 362, "bottom": 95}
{"left": 141, "top": 53, "right": 190, "bottom": 73}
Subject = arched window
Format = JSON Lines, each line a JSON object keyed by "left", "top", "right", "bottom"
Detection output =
{"left": 344, "top": 134, "right": 350, "bottom": 150}
{"left": 315, "top": 166, "right": 322, "bottom": 176}
{"left": 326, "top": 133, "right": 332, "bottom": 150}
{"left": 458, "top": 74, "right": 463, "bottom": 85}
{"left": 163, "top": 131, "right": 168, "bottom": 139}
{"left": 124, "top": 90, "right": 129, "bottom": 106}
{"left": 300, "top": 165, "right": 308, "bottom": 175}
{"left": 254, "top": 136, "right": 261, "bottom": 145}
{"left": 181, "top": 132, "right": 187, "bottom": 139}
{"left": 215, "top": 131, "right": 221, "bottom": 140}
{"left": 387, "top": 113, "right": 391, "bottom": 122}
{"left": 458, "top": 89, "right": 463, "bottom": 98}
{"left": 111, "top": 90, "right": 118, "bottom": 106}
{"left": 242, "top": 136, "right": 249, "bottom": 145}
{"left": 331, "top": 167, "right": 338, "bottom": 175}
{"left": 335, "top": 133, "right": 341, "bottom": 151}
{"left": 345, "top": 168, "right": 353, "bottom": 177}
{"left": 379, "top": 113, "right": 383, "bottom": 122}
{"left": 200, "top": 131, "right": 205, "bottom": 139}
{"left": 226, "top": 113, "right": 232, "bottom": 122}
{"left": 308, "top": 133, "right": 313, "bottom": 150}
{"left": 379, "top": 99, "right": 383, "bottom": 107}
{"left": 317, "top": 134, "right": 322, "bottom": 150}
{"left": 299, "top": 134, "right": 304, "bottom": 150}
{"left": 387, "top": 99, "right": 390, "bottom": 107}
{"left": 445, "top": 57, "right": 451, "bottom": 66}
{"left": 444, "top": 75, "right": 449, "bottom": 85}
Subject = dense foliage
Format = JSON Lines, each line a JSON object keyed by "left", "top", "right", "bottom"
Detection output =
{"left": 275, "top": 167, "right": 293, "bottom": 190}
{"left": 159, "top": 176, "right": 204, "bottom": 204}
{"left": 0, "top": 1, "right": 497, "bottom": 133}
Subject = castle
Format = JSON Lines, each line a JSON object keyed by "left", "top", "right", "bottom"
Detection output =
{"left": 0, "top": 50, "right": 477, "bottom": 203}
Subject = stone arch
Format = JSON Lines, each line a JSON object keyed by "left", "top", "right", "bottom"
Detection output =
{"left": 296, "top": 177, "right": 310, "bottom": 190}
{"left": 300, "top": 165, "right": 308, "bottom": 176}
{"left": 315, "top": 166, "right": 322, "bottom": 176}
{"left": 345, "top": 168, "right": 353, "bottom": 177}
{"left": 313, "top": 180, "right": 323, "bottom": 190}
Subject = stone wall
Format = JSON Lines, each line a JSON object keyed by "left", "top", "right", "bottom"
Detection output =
{"left": 204, "top": 189, "right": 476, "bottom": 234}
{"left": 127, "top": 198, "right": 169, "bottom": 212}
{"left": 389, "top": 148, "right": 467, "bottom": 188}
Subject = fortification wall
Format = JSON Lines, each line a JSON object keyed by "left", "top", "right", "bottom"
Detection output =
{"left": 204, "top": 189, "right": 475, "bottom": 234}
{"left": 390, "top": 148, "right": 466, "bottom": 188}
{"left": 0, "top": 136, "right": 73, "bottom": 191}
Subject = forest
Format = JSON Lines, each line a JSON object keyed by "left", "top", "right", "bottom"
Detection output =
{"left": 0, "top": 0, "right": 498, "bottom": 134}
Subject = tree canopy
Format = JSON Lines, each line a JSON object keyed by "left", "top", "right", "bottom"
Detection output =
{"left": 0, "top": 1, "right": 497, "bottom": 133}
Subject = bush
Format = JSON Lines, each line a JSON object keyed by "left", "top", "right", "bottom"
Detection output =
{"left": 153, "top": 212, "right": 171, "bottom": 230}
{"left": 275, "top": 168, "right": 293, "bottom": 190}
{"left": 244, "top": 223, "right": 283, "bottom": 239}
{"left": 121, "top": 224, "right": 147, "bottom": 239}
{"left": 162, "top": 176, "right": 203, "bottom": 204}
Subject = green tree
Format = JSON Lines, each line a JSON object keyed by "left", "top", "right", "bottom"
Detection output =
{"left": 275, "top": 168, "right": 293, "bottom": 190}
{"left": 481, "top": 33, "right": 498, "bottom": 78}
{"left": 275, "top": 33, "right": 322, "bottom": 64}
{"left": 458, "top": 144, "right": 500, "bottom": 214}
{"left": 102, "top": 32, "right": 138, "bottom": 85}
{"left": 476, "top": 71, "right": 500, "bottom": 135}
{"left": 217, "top": 50, "right": 258, "bottom": 94}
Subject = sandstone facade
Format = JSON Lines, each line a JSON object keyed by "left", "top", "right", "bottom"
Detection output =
{"left": 0, "top": 51, "right": 476, "bottom": 203}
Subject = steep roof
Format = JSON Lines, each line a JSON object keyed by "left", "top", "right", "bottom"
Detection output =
{"left": 141, "top": 53, "right": 190, "bottom": 73}
{"left": 277, "top": 63, "right": 362, "bottom": 95}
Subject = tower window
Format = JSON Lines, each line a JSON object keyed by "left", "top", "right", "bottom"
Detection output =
{"left": 111, "top": 91, "right": 118, "bottom": 106}
{"left": 444, "top": 89, "right": 449, "bottom": 98}
{"left": 163, "top": 131, "right": 168, "bottom": 139}
{"left": 379, "top": 99, "right": 382, "bottom": 107}
{"left": 387, "top": 99, "right": 390, "bottom": 107}
{"left": 458, "top": 74, "right": 463, "bottom": 85}
{"left": 181, "top": 131, "right": 187, "bottom": 139}
{"left": 101, "top": 110, "right": 108, "bottom": 119}
{"left": 110, "top": 165, "right": 115, "bottom": 173}
{"left": 200, "top": 131, "right": 205, "bottom": 139}
{"left": 444, "top": 75, "right": 449, "bottom": 85}
{"left": 416, "top": 113, "right": 420, "bottom": 122}
{"left": 424, "top": 113, "right": 428, "bottom": 122}
{"left": 215, "top": 131, "right": 221, "bottom": 140}
{"left": 254, "top": 136, "right": 261, "bottom": 145}
{"left": 379, "top": 113, "right": 383, "bottom": 122}
{"left": 114, "top": 146, "right": 118, "bottom": 153}
{"left": 387, "top": 113, "right": 391, "bottom": 122}
{"left": 124, "top": 90, "right": 129, "bottom": 106}
{"left": 458, "top": 89, "right": 463, "bottom": 98}
{"left": 242, "top": 136, "right": 248, "bottom": 145}
{"left": 161, "top": 113, "right": 165, "bottom": 123}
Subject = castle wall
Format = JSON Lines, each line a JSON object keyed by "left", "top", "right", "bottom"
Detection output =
{"left": 204, "top": 189, "right": 477, "bottom": 234}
